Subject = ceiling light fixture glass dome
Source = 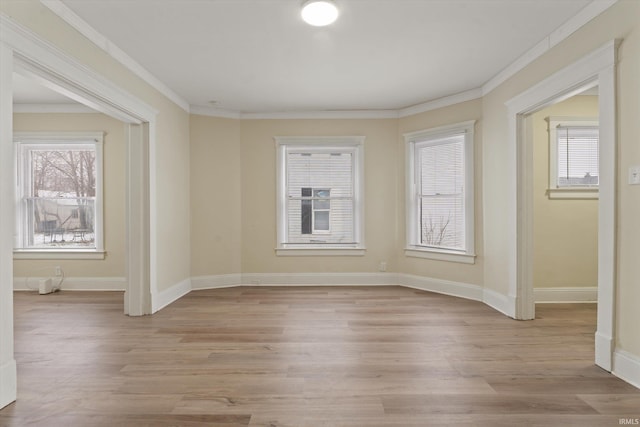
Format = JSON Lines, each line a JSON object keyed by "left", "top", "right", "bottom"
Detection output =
{"left": 301, "top": 0, "right": 339, "bottom": 27}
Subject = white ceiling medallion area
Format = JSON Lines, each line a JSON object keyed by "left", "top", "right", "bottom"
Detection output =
{"left": 22, "top": 0, "right": 618, "bottom": 119}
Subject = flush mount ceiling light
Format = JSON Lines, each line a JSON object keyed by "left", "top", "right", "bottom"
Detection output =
{"left": 301, "top": 0, "right": 339, "bottom": 27}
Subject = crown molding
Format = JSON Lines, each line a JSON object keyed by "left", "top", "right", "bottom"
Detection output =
{"left": 482, "top": 0, "right": 618, "bottom": 96}
{"left": 189, "top": 105, "right": 241, "bottom": 119}
{"left": 241, "top": 109, "right": 399, "bottom": 120}
{"left": 398, "top": 88, "right": 483, "bottom": 118}
{"left": 13, "top": 103, "right": 96, "bottom": 113}
{"left": 40, "top": 0, "right": 190, "bottom": 113}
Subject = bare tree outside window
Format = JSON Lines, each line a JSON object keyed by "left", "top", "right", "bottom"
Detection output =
{"left": 28, "top": 148, "right": 96, "bottom": 247}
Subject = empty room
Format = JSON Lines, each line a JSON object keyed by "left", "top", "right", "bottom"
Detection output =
{"left": 0, "top": 0, "right": 639, "bottom": 426}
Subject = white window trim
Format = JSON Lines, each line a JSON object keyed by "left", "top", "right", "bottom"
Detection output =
{"left": 404, "top": 121, "right": 476, "bottom": 263}
{"left": 547, "top": 116, "right": 599, "bottom": 200}
{"left": 275, "top": 136, "right": 365, "bottom": 256}
{"left": 13, "top": 131, "right": 105, "bottom": 259}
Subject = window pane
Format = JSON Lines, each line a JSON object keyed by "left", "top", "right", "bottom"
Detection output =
{"left": 557, "top": 126, "right": 599, "bottom": 187}
{"left": 25, "top": 147, "right": 97, "bottom": 249}
{"left": 287, "top": 198, "right": 353, "bottom": 243}
{"left": 314, "top": 211, "right": 330, "bottom": 231}
{"left": 287, "top": 152, "right": 354, "bottom": 243}
{"left": 420, "top": 195, "right": 464, "bottom": 250}
{"left": 418, "top": 136, "right": 465, "bottom": 250}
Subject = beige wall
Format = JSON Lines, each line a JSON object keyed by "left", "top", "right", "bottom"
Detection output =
{"left": 240, "top": 119, "right": 398, "bottom": 274}
{"left": 531, "top": 96, "right": 599, "bottom": 289}
{"left": 1, "top": 1, "right": 192, "bottom": 293}
{"left": 190, "top": 115, "right": 242, "bottom": 276}
{"left": 481, "top": 0, "right": 640, "bottom": 355}
{"left": 397, "top": 99, "right": 484, "bottom": 285}
{"left": 13, "top": 113, "right": 126, "bottom": 278}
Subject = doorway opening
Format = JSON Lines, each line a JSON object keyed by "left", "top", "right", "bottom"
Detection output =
{"left": 507, "top": 40, "right": 618, "bottom": 372}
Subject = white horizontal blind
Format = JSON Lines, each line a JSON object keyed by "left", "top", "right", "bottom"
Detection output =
{"left": 286, "top": 151, "right": 354, "bottom": 244}
{"left": 556, "top": 126, "right": 599, "bottom": 187}
{"left": 417, "top": 134, "right": 465, "bottom": 250}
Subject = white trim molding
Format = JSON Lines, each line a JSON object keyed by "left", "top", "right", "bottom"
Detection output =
{"left": 613, "top": 349, "right": 640, "bottom": 390}
{"left": 534, "top": 286, "right": 597, "bottom": 303}
{"left": 13, "top": 276, "right": 126, "bottom": 291}
{"left": 191, "top": 274, "right": 242, "bottom": 290}
{"left": 398, "top": 89, "right": 483, "bottom": 118}
{"left": 13, "top": 103, "right": 96, "bottom": 114}
{"left": 0, "top": 42, "right": 17, "bottom": 410}
{"left": 0, "top": 360, "right": 17, "bottom": 410}
{"left": 242, "top": 272, "right": 397, "bottom": 286}
{"left": 483, "top": 288, "right": 514, "bottom": 318}
{"left": 398, "top": 273, "right": 482, "bottom": 301}
{"left": 152, "top": 278, "right": 191, "bottom": 313}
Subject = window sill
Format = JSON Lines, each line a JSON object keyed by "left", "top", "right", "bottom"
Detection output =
{"left": 13, "top": 249, "right": 106, "bottom": 260}
{"left": 276, "top": 247, "right": 366, "bottom": 256}
{"left": 405, "top": 247, "right": 475, "bottom": 264}
{"left": 547, "top": 188, "right": 599, "bottom": 199}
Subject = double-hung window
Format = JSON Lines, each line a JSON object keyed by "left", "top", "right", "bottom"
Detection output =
{"left": 548, "top": 117, "right": 599, "bottom": 199}
{"left": 404, "top": 121, "right": 475, "bottom": 264}
{"left": 276, "top": 136, "right": 364, "bottom": 255}
{"left": 14, "top": 132, "right": 104, "bottom": 259}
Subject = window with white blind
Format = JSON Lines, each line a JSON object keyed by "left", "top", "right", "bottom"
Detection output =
{"left": 404, "top": 121, "right": 475, "bottom": 264}
{"left": 548, "top": 117, "right": 599, "bottom": 199}
{"left": 276, "top": 136, "right": 364, "bottom": 255}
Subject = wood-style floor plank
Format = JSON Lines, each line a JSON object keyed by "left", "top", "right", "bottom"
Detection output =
{"left": 1, "top": 286, "right": 638, "bottom": 426}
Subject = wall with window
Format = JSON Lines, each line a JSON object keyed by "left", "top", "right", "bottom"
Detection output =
{"left": 13, "top": 113, "right": 126, "bottom": 280}
{"left": 240, "top": 119, "right": 397, "bottom": 274}
{"left": 531, "top": 96, "right": 598, "bottom": 291}
{"left": 397, "top": 99, "right": 484, "bottom": 286}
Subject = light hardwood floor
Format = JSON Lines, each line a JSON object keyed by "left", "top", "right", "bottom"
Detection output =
{"left": 1, "top": 286, "right": 638, "bottom": 426}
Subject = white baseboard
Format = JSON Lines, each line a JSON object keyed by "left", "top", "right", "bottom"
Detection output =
{"left": 191, "top": 273, "right": 242, "bottom": 290}
{"left": 398, "top": 273, "right": 482, "bottom": 301}
{"left": 595, "top": 331, "right": 614, "bottom": 371}
{"left": 13, "top": 276, "right": 126, "bottom": 291}
{"left": 0, "top": 359, "right": 17, "bottom": 410}
{"left": 534, "top": 286, "right": 597, "bottom": 303}
{"left": 613, "top": 349, "right": 640, "bottom": 390}
{"left": 483, "top": 288, "right": 514, "bottom": 317}
{"left": 241, "top": 272, "right": 397, "bottom": 286}
{"left": 152, "top": 278, "right": 191, "bottom": 313}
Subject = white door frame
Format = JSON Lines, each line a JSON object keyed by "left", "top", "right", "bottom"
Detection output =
{"left": 505, "top": 40, "right": 619, "bottom": 371}
{"left": 1, "top": 14, "right": 157, "bottom": 408}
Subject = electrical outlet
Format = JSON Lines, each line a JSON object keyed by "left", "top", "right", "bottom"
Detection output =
{"left": 39, "top": 278, "right": 54, "bottom": 295}
{"left": 378, "top": 261, "right": 387, "bottom": 272}
{"left": 55, "top": 266, "right": 62, "bottom": 276}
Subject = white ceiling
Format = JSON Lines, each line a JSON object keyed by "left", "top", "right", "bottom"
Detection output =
{"left": 17, "top": 0, "right": 597, "bottom": 114}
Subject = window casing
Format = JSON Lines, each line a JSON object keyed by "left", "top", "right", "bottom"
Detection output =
{"left": 404, "top": 121, "right": 475, "bottom": 264}
{"left": 14, "top": 132, "right": 104, "bottom": 259}
{"left": 548, "top": 117, "right": 599, "bottom": 199}
{"left": 276, "top": 136, "right": 364, "bottom": 256}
